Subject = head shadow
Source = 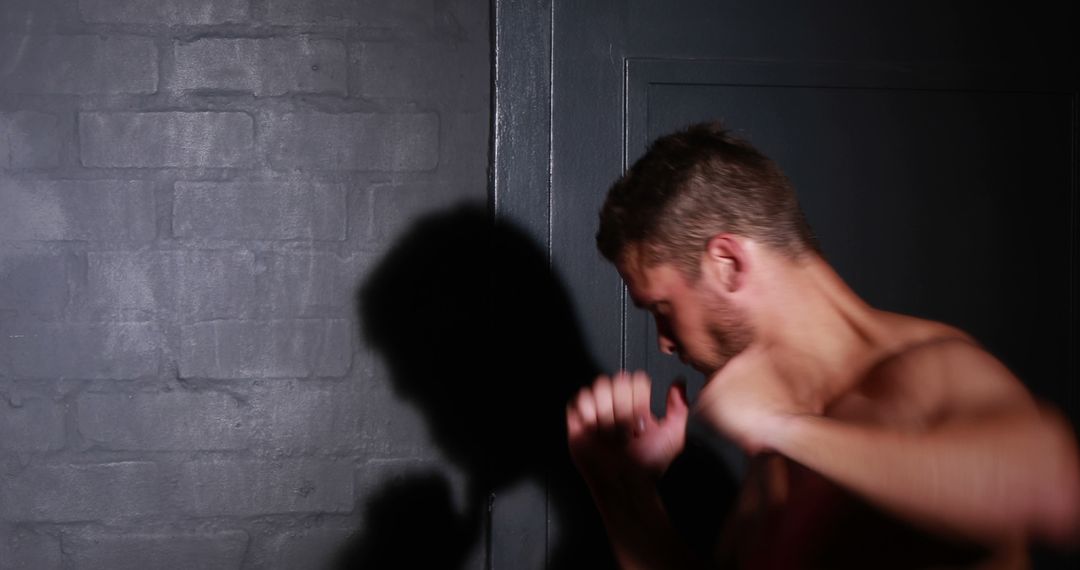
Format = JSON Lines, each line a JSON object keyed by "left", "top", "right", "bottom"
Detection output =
{"left": 334, "top": 203, "right": 611, "bottom": 568}
{"left": 358, "top": 203, "right": 597, "bottom": 487}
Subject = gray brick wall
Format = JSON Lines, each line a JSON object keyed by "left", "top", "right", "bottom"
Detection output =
{"left": 179, "top": 319, "right": 352, "bottom": 379}
{"left": 178, "top": 459, "right": 355, "bottom": 516}
{"left": 1, "top": 462, "right": 164, "bottom": 522}
{"left": 264, "top": 527, "right": 357, "bottom": 570}
{"left": 66, "top": 531, "right": 250, "bottom": 570}
{"left": 0, "top": 396, "right": 66, "bottom": 451}
{"left": 264, "top": 113, "right": 439, "bottom": 171}
{"left": 77, "top": 391, "right": 249, "bottom": 450}
{"left": 0, "top": 112, "right": 63, "bottom": 169}
{"left": 80, "top": 112, "right": 256, "bottom": 168}
{"left": 0, "top": 180, "right": 156, "bottom": 242}
{"left": 0, "top": 251, "right": 69, "bottom": 319}
{"left": 265, "top": 0, "right": 434, "bottom": 28}
{"left": 79, "top": 0, "right": 249, "bottom": 25}
{"left": 0, "top": 0, "right": 488, "bottom": 567}
{"left": 174, "top": 38, "right": 349, "bottom": 96}
{"left": 0, "top": 322, "right": 163, "bottom": 379}
{"left": 173, "top": 182, "right": 347, "bottom": 240}
{"left": 0, "top": 528, "right": 63, "bottom": 570}
{"left": 0, "top": 36, "right": 158, "bottom": 95}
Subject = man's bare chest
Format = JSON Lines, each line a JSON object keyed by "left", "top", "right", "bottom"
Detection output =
{"left": 736, "top": 456, "right": 993, "bottom": 569}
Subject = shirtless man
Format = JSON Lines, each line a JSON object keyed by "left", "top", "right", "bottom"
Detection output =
{"left": 566, "top": 122, "right": 1080, "bottom": 568}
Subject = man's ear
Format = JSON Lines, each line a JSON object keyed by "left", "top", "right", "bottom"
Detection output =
{"left": 702, "top": 234, "right": 746, "bottom": 293}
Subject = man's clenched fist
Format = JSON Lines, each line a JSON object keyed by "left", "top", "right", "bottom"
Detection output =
{"left": 566, "top": 370, "right": 690, "bottom": 480}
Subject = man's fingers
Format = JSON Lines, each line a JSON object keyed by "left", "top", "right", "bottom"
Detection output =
{"left": 592, "top": 376, "right": 615, "bottom": 429}
{"left": 611, "top": 371, "right": 635, "bottom": 429}
{"left": 574, "top": 387, "right": 598, "bottom": 427}
{"left": 570, "top": 372, "right": 667, "bottom": 437}
{"left": 566, "top": 405, "right": 584, "bottom": 439}
{"left": 631, "top": 370, "right": 652, "bottom": 434}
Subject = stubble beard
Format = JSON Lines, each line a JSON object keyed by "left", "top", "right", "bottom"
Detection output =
{"left": 703, "top": 297, "right": 755, "bottom": 375}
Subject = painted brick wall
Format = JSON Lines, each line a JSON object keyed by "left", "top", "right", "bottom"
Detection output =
{"left": 0, "top": 0, "right": 489, "bottom": 567}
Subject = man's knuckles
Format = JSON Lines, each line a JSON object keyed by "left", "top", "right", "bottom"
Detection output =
{"left": 571, "top": 371, "right": 658, "bottom": 435}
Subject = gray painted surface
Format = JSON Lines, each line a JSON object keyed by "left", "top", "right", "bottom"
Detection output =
{"left": 491, "top": 1, "right": 552, "bottom": 567}
{"left": 0, "top": 0, "right": 489, "bottom": 568}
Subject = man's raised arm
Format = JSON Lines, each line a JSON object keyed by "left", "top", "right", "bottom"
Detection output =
{"left": 697, "top": 339, "right": 1080, "bottom": 546}
{"left": 566, "top": 370, "right": 708, "bottom": 569}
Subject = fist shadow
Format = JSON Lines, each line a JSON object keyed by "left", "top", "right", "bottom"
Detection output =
{"left": 332, "top": 471, "right": 476, "bottom": 569}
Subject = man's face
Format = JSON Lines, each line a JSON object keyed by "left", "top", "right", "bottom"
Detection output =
{"left": 617, "top": 246, "right": 754, "bottom": 375}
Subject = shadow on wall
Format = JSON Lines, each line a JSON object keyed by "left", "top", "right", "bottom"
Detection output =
{"left": 335, "top": 204, "right": 615, "bottom": 568}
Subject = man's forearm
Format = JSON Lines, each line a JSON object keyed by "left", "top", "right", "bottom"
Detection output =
{"left": 769, "top": 410, "right": 1080, "bottom": 544}
{"left": 581, "top": 468, "right": 708, "bottom": 570}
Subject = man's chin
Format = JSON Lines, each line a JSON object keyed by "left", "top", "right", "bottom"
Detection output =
{"left": 695, "top": 353, "right": 740, "bottom": 378}
{"left": 678, "top": 352, "right": 707, "bottom": 372}
{"left": 690, "top": 360, "right": 721, "bottom": 376}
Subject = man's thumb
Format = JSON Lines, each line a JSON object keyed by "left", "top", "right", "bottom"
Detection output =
{"left": 665, "top": 381, "right": 689, "bottom": 421}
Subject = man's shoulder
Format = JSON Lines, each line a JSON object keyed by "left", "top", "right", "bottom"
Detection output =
{"left": 861, "top": 318, "right": 1035, "bottom": 421}
{"left": 872, "top": 311, "right": 974, "bottom": 346}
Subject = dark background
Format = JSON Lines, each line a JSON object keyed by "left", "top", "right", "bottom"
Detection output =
{"left": 495, "top": 0, "right": 1079, "bottom": 568}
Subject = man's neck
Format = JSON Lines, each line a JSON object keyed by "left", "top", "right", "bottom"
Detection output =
{"left": 749, "top": 254, "right": 890, "bottom": 412}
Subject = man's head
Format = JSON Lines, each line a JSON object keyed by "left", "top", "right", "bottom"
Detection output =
{"left": 597, "top": 122, "right": 817, "bottom": 372}
{"left": 596, "top": 121, "right": 817, "bottom": 277}
{"left": 618, "top": 239, "right": 756, "bottom": 373}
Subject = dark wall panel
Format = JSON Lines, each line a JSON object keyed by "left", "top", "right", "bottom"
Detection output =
{"left": 494, "top": 0, "right": 1078, "bottom": 567}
